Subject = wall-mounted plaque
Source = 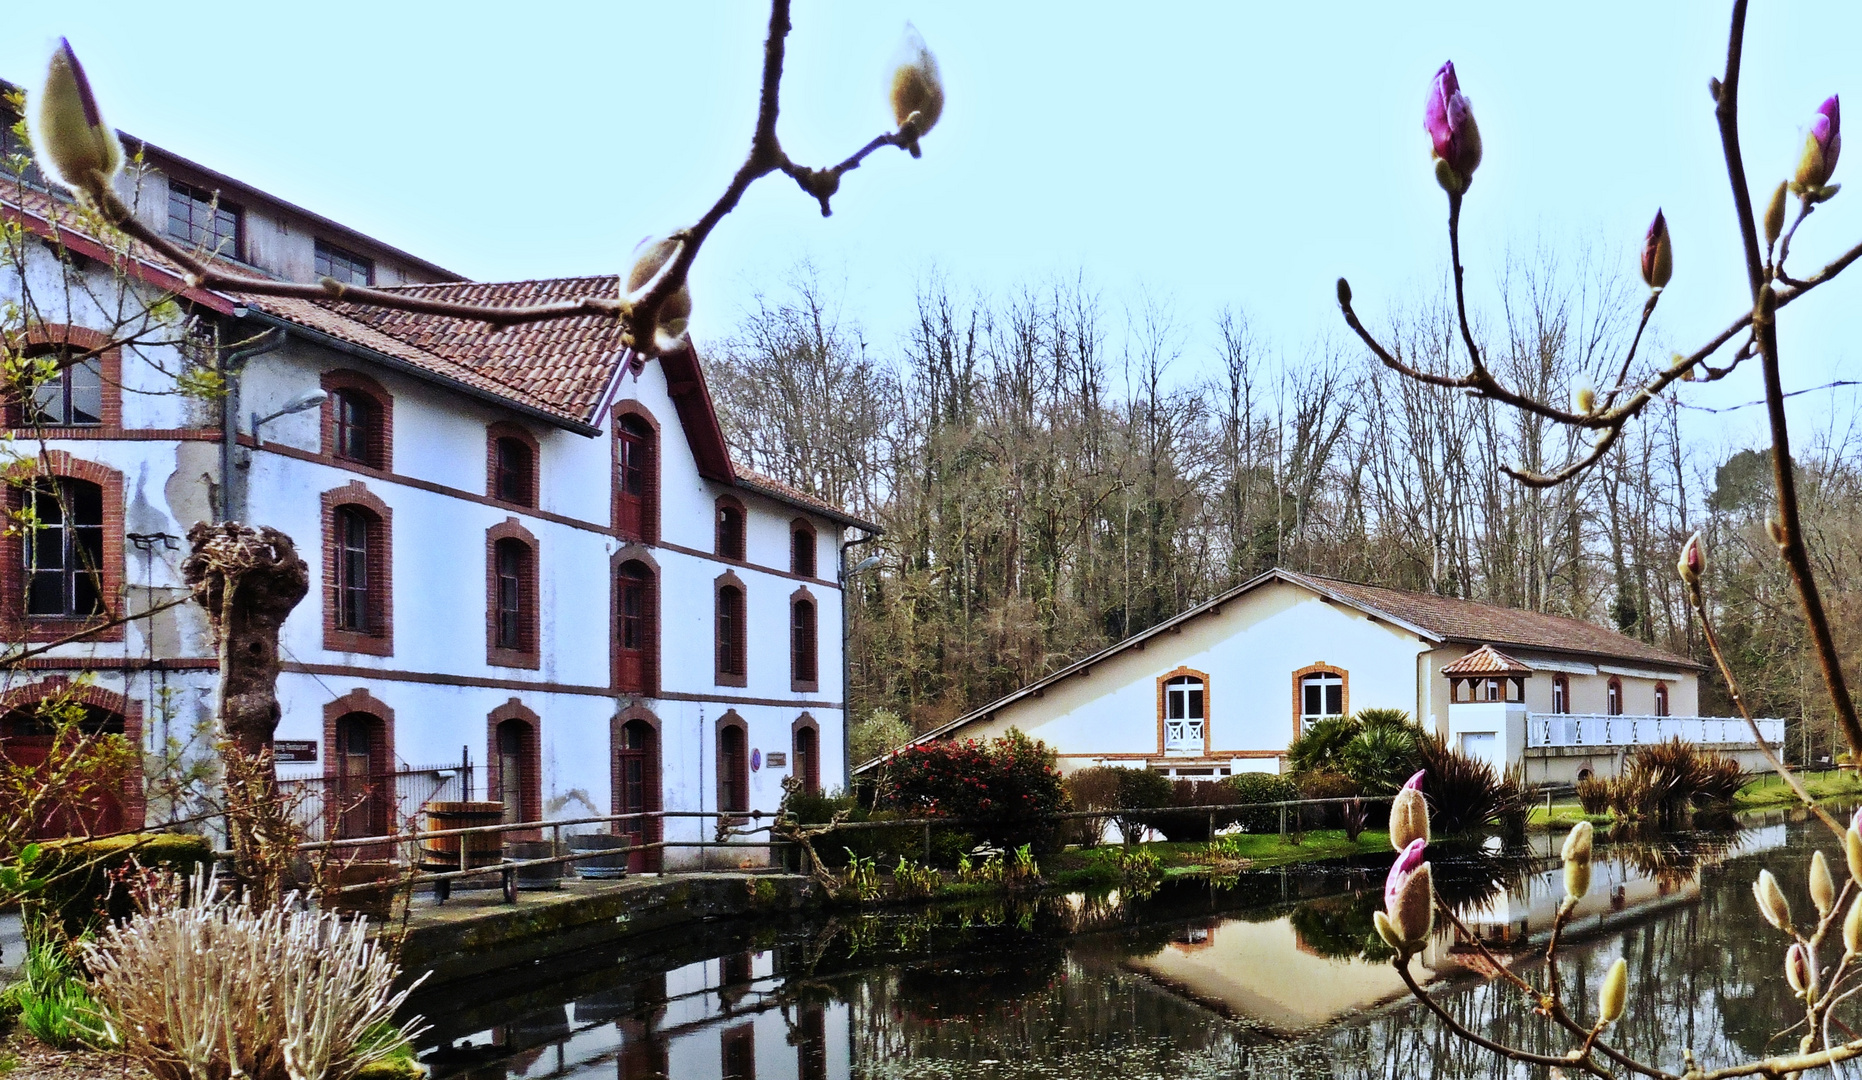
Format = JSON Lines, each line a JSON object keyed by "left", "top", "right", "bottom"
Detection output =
{"left": 276, "top": 740, "right": 318, "bottom": 763}
{"left": 765, "top": 752, "right": 787, "bottom": 768}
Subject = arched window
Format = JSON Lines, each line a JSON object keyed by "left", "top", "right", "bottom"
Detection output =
{"left": 332, "top": 390, "right": 380, "bottom": 466}
{"left": 334, "top": 506, "right": 380, "bottom": 633}
{"left": 615, "top": 414, "right": 657, "bottom": 541}
{"left": 716, "top": 578, "right": 747, "bottom": 687}
{"left": 333, "top": 711, "right": 386, "bottom": 840}
{"left": 487, "top": 521, "right": 539, "bottom": 667}
{"left": 10, "top": 328, "right": 119, "bottom": 429}
{"left": 23, "top": 479, "right": 104, "bottom": 618}
{"left": 791, "top": 593, "right": 818, "bottom": 691}
{"left": 614, "top": 714, "right": 661, "bottom": 873}
{"left": 1163, "top": 674, "right": 1206, "bottom": 752}
{"left": 793, "top": 719, "right": 820, "bottom": 796}
{"left": 615, "top": 559, "right": 658, "bottom": 694}
{"left": 1552, "top": 674, "right": 1570, "bottom": 715}
{"left": 1298, "top": 669, "right": 1346, "bottom": 731}
{"left": 1654, "top": 682, "right": 1670, "bottom": 717}
{"left": 790, "top": 519, "right": 817, "bottom": 578}
{"left": 718, "top": 719, "right": 749, "bottom": 816}
{"left": 491, "top": 434, "right": 535, "bottom": 506}
{"left": 716, "top": 497, "right": 746, "bottom": 561}
{"left": 1607, "top": 677, "right": 1624, "bottom": 716}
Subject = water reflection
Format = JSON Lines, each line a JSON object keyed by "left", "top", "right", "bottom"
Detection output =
{"left": 415, "top": 813, "right": 1812, "bottom": 1080}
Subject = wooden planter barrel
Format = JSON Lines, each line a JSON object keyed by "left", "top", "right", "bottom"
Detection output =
{"left": 506, "top": 839, "right": 565, "bottom": 890}
{"left": 421, "top": 801, "right": 506, "bottom": 876}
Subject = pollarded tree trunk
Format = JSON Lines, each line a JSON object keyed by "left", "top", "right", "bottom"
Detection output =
{"left": 181, "top": 523, "right": 310, "bottom": 757}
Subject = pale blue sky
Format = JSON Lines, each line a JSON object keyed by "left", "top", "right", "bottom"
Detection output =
{"left": 6, "top": 3, "right": 1860, "bottom": 453}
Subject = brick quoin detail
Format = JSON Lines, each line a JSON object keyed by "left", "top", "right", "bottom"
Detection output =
{"left": 0, "top": 451, "right": 127, "bottom": 643}
{"left": 485, "top": 518, "right": 540, "bottom": 669}
{"left": 486, "top": 421, "right": 540, "bottom": 507}
{"left": 321, "top": 481, "right": 393, "bottom": 656}
{"left": 0, "top": 677, "right": 145, "bottom": 829}
{"left": 5, "top": 323, "right": 124, "bottom": 430}
{"left": 486, "top": 698, "right": 542, "bottom": 836}
{"left": 318, "top": 370, "right": 394, "bottom": 471}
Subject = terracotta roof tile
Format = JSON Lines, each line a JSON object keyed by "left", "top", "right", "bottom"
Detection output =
{"left": 1440, "top": 644, "right": 1533, "bottom": 676}
{"left": 1287, "top": 571, "right": 1701, "bottom": 670}
{"left": 731, "top": 464, "right": 881, "bottom": 532}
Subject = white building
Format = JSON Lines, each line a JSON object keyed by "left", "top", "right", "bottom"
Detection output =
{"left": 864, "top": 569, "right": 1782, "bottom": 785}
{"left": 0, "top": 104, "right": 873, "bottom": 864}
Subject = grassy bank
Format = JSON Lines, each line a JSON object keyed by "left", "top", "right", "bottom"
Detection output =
{"left": 1734, "top": 769, "right": 1862, "bottom": 811}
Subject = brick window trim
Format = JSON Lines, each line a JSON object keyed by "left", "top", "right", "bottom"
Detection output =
{"left": 486, "top": 698, "right": 542, "bottom": 836}
{"left": 1, "top": 451, "right": 127, "bottom": 643}
{"left": 321, "top": 688, "right": 395, "bottom": 848}
{"left": 1290, "top": 662, "right": 1349, "bottom": 741}
{"left": 714, "top": 495, "right": 747, "bottom": 562}
{"left": 0, "top": 677, "right": 145, "bottom": 830}
{"left": 789, "top": 585, "right": 819, "bottom": 694}
{"left": 4, "top": 324, "right": 125, "bottom": 431}
{"left": 321, "top": 481, "right": 394, "bottom": 656}
{"left": 486, "top": 518, "right": 541, "bottom": 669}
{"left": 611, "top": 545, "right": 660, "bottom": 696}
{"left": 1654, "top": 680, "right": 1670, "bottom": 717}
{"left": 486, "top": 421, "right": 541, "bottom": 508}
{"left": 714, "top": 570, "right": 748, "bottom": 689}
{"left": 789, "top": 517, "right": 817, "bottom": 578}
{"left": 319, "top": 370, "right": 394, "bottom": 472}
{"left": 716, "top": 710, "right": 749, "bottom": 817}
{"left": 610, "top": 401, "right": 660, "bottom": 544}
{"left": 1156, "top": 665, "right": 1212, "bottom": 754}
{"left": 791, "top": 712, "right": 821, "bottom": 795}
{"left": 610, "top": 704, "right": 663, "bottom": 841}
{"left": 1607, "top": 676, "right": 1624, "bottom": 716}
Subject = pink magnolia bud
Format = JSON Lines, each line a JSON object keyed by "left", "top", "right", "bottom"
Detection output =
{"left": 1379, "top": 838, "right": 1434, "bottom": 954}
{"left": 1389, "top": 770, "right": 1429, "bottom": 850}
{"left": 30, "top": 39, "right": 123, "bottom": 200}
{"left": 1795, "top": 95, "right": 1842, "bottom": 195}
{"left": 1641, "top": 210, "right": 1672, "bottom": 289}
{"left": 1786, "top": 941, "right": 1819, "bottom": 999}
{"left": 1677, "top": 532, "right": 1703, "bottom": 586}
{"left": 1424, "top": 61, "right": 1483, "bottom": 195}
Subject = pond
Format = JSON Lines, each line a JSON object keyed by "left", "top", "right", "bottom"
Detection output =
{"left": 412, "top": 811, "right": 1820, "bottom": 1079}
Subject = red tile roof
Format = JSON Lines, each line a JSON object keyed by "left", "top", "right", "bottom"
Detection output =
{"left": 1440, "top": 644, "right": 1533, "bottom": 676}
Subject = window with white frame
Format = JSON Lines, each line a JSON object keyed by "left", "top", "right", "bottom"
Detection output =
{"left": 1163, "top": 675, "right": 1205, "bottom": 752}
{"left": 1300, "top": 670, "right": 1344, "bottom": 730}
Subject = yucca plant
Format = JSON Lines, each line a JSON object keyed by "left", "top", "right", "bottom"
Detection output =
{"left": 1414, "top": 735, "right": 1531, "bottom": 835}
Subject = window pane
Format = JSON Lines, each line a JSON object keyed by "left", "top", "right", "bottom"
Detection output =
{"left": 67, "top": 359, "right": 102, "bottom": 425}
{"left": 1188, "top": 688, "right": 1203, "bottom": 719}
{"left": 1303, "top": 681, "right": 1320, "bottom": 715}
{"left": 1325, "top": 683, "right": 1342, "bottom": 715}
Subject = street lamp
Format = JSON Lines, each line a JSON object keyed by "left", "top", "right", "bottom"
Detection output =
{"left": 250, "top": 388, "right": 328, "bottom": 443}
{"left": 840, "top": 549, "right": 883, "bottom": 789}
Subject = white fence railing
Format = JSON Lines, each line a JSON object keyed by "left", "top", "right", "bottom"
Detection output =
{"left": 1526, "top": 713, "right": 1785, "bottom": 750}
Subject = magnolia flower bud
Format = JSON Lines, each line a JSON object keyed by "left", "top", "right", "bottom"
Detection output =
{"left": 1764, "top": 181, "right": 1789, "bottom": 247}
{"left": 30, "top": 39, "right": 123, "bottom": 201}
{"left": 1794, "top": 95, "right": 1841, "bottom": 198}
{"left": 1756, "top": 869, "right": 1793, "bottom": 933}
{"left": 1574, "top": 386, "right": 1596, "bottom": 414}
{"left": 1563, "top": 821, "right": 1594, "bottom": 902}
{"left": 1382, "top": 839, "right": 1434, "bottom": 955}
{"left": 1677, "top": 532, "right": 1704, "bottom": 586}
{"left": 625, "top": 236, "right": 693, "bottom": 352}
{"left": 1786, "top": 941, "right": 1819, "bottom": 1000}
{"left": 1640, "top": 210, "right": 1673, "bottom": 289}
{"left": 1565, "top": 859, "right": 1592, "bottom": 904}
{"left": 1424, "top": 61, "right": 1482, "bottom": 194}
{"left": 1848, "top": 825, "right": 1862, "bottom": 886}
{"left": 1767, "top": 517, "right": 1787, "bottom": 549}
{"left": 889, "top": 24, "right": 943, "bottom": 142}
{"left": 1812, "top": 850, "right": 1837, "bottom": 918}
{"left": 1390, "top": 770, "right": 1429, "bottom": 851}
{"left": 1599, "top": 958, "right": 1627, "bottom": 1025}
{"left": 1847, "top": 895, "right": 1862, "bottom": 957}
{"left": 1337, "top": 277, "right": 1353, "bottom": 307}
{"left": 1562, "top": 820, "right": 1594, "bottom": 864}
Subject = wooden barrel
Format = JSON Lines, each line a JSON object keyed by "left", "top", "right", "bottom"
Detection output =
{"left": 421, "top": 801, "right": 506, "bottom": 875}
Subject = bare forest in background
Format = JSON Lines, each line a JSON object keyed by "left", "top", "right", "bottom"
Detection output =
{"left": 704, "top": 258, "right": 1862, "bottom": 761}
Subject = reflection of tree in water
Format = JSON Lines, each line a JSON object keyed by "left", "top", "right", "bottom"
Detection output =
{"left": 1286, "top": 891, "right": 1395, "bottom": 963}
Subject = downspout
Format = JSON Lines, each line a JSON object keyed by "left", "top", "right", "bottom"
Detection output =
{"left": 838, "top": 529, "right": 878, "bottom": 790}
{"left": 217, "top": 320, "right": 287, "bottom": 523}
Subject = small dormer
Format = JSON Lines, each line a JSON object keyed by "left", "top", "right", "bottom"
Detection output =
{"left": 1442, "top": 644, "right": 1531, "bottom": 704}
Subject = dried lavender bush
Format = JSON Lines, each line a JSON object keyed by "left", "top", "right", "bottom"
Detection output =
{"left": 79, "top": 874, "right": 426, "bottom": 1080}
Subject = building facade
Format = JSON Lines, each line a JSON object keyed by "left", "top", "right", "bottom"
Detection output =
{"left": 0, "top": 108, "right": 872, "bottom": 862}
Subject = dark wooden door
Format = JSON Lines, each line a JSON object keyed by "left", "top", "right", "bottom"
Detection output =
{"left": 616, "top": 720, "right": 659, "bottom": 872}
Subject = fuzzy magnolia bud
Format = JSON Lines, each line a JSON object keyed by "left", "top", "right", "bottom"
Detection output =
{"left": 1786, "top": 941, "right": 1819, "bottom": 1000}
{"left": 1640, "top": 210, "right": 1673, "bottom": 289}
{"left": 889, "top": 24, "right": 943, "bottom": 143}
{"left": 1389, "top": 769, "right": 1429, "bottom": 851}
{"left": 1756, "top": 869, "right": 1793, "bottom": 933}
{"left": 1598, "top": 958, "right": 1628, "bottom": 1025}
{"left": 1846, "top": 894, "right": 1862, "bottom": 957}
{"left": 625, "top": 236, "right": 693, "bottom": 352}
{"left": 1337, "top": 277, "right": 1353, "bottom": 308}
{"left": 1562, "top": 821, "right": 1594, "bottom": 903}
{"left": 1574, "top": 386, "right": 1596, "bottom": 414}
{"left": 1424, "top": 61, "right": 1482, "bottom": 195}
{"left": 1794, "top": 95, "right": 1842, "bottom": 199}
{"left": 1677, "top": 532, "right": 1704, "bottom": 586}
{"left": 30, "top": 39, "right": 123, "bottom": 201}
{"left": 1764, "top": 181, "right": 1790, "bottom": 247}
{"left": 1378, "top": 838, "right": 1434, "bottom": 955}
{"left": 1812, "top": 850, "right": 1837, "bottom": 918}
{"left": 1848, "top": 823, "right": 1862, "bottom": 886}
{"left": 1767, "top": 517, "right": 1788, "bottom": 549}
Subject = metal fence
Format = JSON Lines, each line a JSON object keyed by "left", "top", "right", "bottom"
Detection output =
{"left": 278, "top": 763, "right": 474, "bottom": 843}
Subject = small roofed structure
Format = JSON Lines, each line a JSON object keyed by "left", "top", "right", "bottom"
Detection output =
{"left": 1441, "top": 645, "right": 1532, "bottom": 704}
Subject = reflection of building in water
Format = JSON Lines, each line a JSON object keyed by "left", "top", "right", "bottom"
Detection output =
{"left": 427, "top": 949, "right": 850, "bottom": 1080}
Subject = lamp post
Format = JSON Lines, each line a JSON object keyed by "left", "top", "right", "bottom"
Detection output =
{"left": 839, "top": 546, "right": 881, "bottom": 790}
{"left": 250, "top": 388, "right": 329, "bottom": 443}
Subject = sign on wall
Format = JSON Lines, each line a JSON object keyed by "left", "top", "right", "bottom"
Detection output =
{"left": 765, "top": 751, "right": 787, "bottom": 768}
{"left": 276, "top": 740, "right": 318, "bottom": 763}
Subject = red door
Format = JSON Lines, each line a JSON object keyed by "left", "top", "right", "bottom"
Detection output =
{"left": 3, "top": 708, "right": 128, "bottom": 839}
{"left": 616, "top": 563, "right": 654, "bottom": 694}
{"left": 616, "top": 720, "right": 660, "bottom": 872}
{"left": 616, "top": 419, "right": 653, "bottom": 539}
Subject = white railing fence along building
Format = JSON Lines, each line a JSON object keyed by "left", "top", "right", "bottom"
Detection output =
{"left": 1526, "top": 713, "right": 1785, "bottom": 750}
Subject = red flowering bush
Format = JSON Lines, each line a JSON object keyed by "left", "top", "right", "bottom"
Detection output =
{"left": 872, "top": 730, "right": 1067, "bottom": 852}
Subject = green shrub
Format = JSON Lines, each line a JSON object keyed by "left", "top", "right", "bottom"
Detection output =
{"left": 31, "top": 832, "right": 211, "bottom": 938}
{"left": 1575, "top": 776, "right": 1612, "bottom": 815}
{"left": 2, "top": 938, "right": 106, "bottom": 1049}
{"left": 1146, "top": 780, "right": 1244, "bottom": 842}
{"left": 1335, "top": 718, "right": 1423, "bottom": 794}
{"left": 1111, "top": 768, "right": 1173, "bottom": 841}
{"left": 873, "top": 729, "right": 1067, "bottom": 852}
{"left": 1228, "top": 772, "right": 1299, "bottom": 833}
{"left": 1623, "top": 739, "right": 1748, "bottom": 819}
{"left": 850, "top": 709, "right": 913, "bottom": 767}
{"left": 1286, "top": 716, "right": 1360, "bottom": 776}
{"left": 1295, "top": 769, "right": 1362, "bottom": 829}
{"left": 1061, "top": 767, "right": 1124, "bottom": 847}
